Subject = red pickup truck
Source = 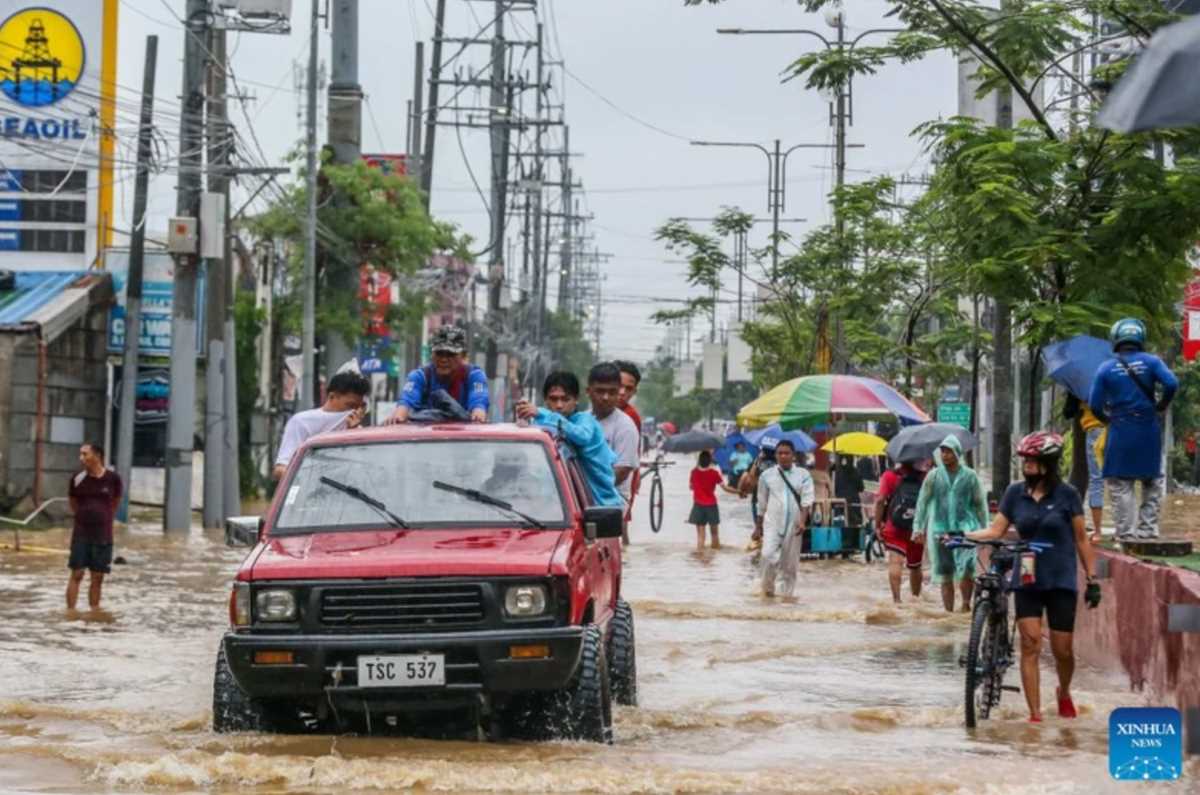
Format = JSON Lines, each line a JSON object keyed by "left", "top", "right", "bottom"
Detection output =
{"left": 214, "top": 423, "right": 636, "bottom": 743}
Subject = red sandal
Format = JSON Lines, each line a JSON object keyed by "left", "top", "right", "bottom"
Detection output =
{"left": 1057, "top": 688, "right": 1077, "bottom": 719}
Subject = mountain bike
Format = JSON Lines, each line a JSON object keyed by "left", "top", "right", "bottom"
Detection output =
{"left": 944, "top": 536, "right": 1051, "bottom": 728}
{"left": 639, "top": 455, "right": 673, "bottom": 533}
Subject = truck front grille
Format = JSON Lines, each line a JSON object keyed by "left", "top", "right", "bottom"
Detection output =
{"left": 319, "top": 582, "right": 486, "bottom": 632}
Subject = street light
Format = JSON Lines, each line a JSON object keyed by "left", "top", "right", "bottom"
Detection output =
{"left": 717, "top": 16, "right": 903, "bottom": 372}
{"left": 689, "top": 138, "right": 862, "bottom": 272}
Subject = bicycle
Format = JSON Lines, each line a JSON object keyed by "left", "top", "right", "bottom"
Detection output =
{"left": 639, "top": 455, "right": 674, "bottom": 533}
{"left": 944, "top": 536, "right": 1051, "bottom": 728}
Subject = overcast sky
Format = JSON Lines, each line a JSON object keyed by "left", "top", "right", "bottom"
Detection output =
{"left": 116, "top": 0, "right": 957, "bottom": 365}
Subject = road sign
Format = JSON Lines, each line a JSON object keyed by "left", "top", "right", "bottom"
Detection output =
{"left": 937, "top": 401, "right": 971, "bottom": 429}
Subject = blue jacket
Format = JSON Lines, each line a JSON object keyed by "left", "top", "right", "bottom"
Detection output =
{"left": 530, "top": 407, "right": 623, "bottom": 507}
{"left": 1088, "top": 351, "right": 1178, "bottom": 479}
{"left": 401, "top": 364, "right": 490, "bottom": 413}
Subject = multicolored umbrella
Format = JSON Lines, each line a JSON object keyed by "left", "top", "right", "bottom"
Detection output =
{"left": 737, "top": 374, "right": 930, "bottom": 431}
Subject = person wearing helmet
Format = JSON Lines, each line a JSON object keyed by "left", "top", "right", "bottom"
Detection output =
{"left": 966, "top": 431, "right": 1100, "bottom": 723}
{"left": 387, "top": 325, "right": 489, "bottom": 424}
{"left": 1087, "top": 318, "right": 1178, "bottom": 540}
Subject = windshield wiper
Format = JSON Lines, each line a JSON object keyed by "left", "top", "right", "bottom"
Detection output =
{"left": 318, "top": 476, "right": 408, "bottom": 529}
{"left": 431, "top": 481, "right": 546, "bottom": 529}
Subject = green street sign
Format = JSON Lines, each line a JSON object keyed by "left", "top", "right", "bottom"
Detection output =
{"left": 938, "top": 401, "right": 971, "bottom": 429}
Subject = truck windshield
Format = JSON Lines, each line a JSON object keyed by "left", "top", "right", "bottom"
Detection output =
{"left": 274, "top": 440, "right": 567, "bottom": 533}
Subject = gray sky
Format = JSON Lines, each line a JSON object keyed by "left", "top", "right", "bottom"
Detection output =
{"left": 117, "top": 0, "right": 956, "bottom": 364}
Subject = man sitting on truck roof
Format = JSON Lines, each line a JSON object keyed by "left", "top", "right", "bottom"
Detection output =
{"left": 516, "top": 371, "right": 623, "bottom": 507}
{"left": 386, "top": 325, "right": 489, "bottom": 424}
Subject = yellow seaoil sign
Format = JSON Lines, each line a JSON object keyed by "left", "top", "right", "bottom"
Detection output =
{"left": 0, "top": 1, "right": 117, "bottom": 256}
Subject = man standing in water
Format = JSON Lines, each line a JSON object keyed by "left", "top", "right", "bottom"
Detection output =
{"left": 913, "top": 435, "right": 988, "bottom": 612}
{"left": 755, "top": 440, "right": 814, "bottom": 598}
{"left": 1088, "top": 318, "right": 1178, "bottom": 540}
{"left": 67, "top": 443, "right": 122, "bottom": 611}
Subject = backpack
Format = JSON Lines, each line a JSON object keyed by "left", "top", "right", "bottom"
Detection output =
{"left": 887, "top": 470, "right": 923, "bottom": 533}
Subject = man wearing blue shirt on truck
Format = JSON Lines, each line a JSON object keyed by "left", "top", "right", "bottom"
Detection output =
{"left": 1087, "top": 317, "right": 1179, "bottom": 540}
{"left": 387, "top": 325, "right": 489, "bottom": 423}
{"left": 515, "top": 371, "right": 623, "bottom": 507}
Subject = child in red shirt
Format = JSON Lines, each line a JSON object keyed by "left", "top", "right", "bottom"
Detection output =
{"left": 689, "top": 451, "right": 739, "bottom": 551}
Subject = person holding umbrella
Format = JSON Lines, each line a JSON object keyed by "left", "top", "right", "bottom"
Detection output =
{"left": 913, "top": 434, "right": 988, "bottom": 612}
{"left": 1088, "top": 318, "right": 1178, "bottom": 540}
{"left": 875, "top": 458, "right": 928, "bottom": 604}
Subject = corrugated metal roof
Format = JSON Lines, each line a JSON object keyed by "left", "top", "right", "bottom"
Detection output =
{"left": 0, "top": 271, "right": 86, "bottom": 328}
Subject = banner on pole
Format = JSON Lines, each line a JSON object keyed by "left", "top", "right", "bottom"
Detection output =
{"left": 702, "top": 342, "right": 724, "bottom": 390}
{"left": 727, "top": 326, "right": 752, "bottom": 382}
{"left": 674, "top": 362, "right": 695, "bottom": 397}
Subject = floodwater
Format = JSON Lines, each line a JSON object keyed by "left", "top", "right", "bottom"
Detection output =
{"left": 1, "top": 457, "right": 1193, "bottom": 794}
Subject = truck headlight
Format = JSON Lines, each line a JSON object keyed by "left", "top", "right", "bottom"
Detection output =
{"left": 255, "top": 589, "right": 297, "bottom": 622}
{"left": 504, "top": 585, "right": 548, "bottom": 617}
{"left": 231, "top": 582, "right": 251, "bottom": 627}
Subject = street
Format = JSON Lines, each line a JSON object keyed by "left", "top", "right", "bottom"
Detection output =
{"left": 0, "top": 456, "right": 1169, "bottom": 794}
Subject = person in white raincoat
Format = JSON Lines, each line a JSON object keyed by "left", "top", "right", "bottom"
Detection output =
{"left": 754, "top": 439, "right": 815, "bottom": 598}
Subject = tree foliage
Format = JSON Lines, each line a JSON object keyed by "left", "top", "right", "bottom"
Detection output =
{"left": 677, "top": 0, "right": 1200, "bottom": 425}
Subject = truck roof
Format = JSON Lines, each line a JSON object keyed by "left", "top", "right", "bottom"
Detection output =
{"left": 299, "top": 421, "right": 557, "bottom": 453}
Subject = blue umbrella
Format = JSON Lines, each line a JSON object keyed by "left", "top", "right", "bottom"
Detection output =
{"left": 742, "top": 423, "right": 818, "bottom": 453}
{"left": 714, "top": 431, "right": 758, "bottom": 473}
{"left": 1041, "top": 335, "right": 1113, "bottom": 401}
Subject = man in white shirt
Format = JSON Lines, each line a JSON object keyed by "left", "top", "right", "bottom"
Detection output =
{"left": 755, "top": 439, "right": 815, "bottom": 598}
{"left": 272, "top": 371, "right": 370, "bottom": 481}
{"left": 585, "top": 362, "right": 639, "bottom": 508}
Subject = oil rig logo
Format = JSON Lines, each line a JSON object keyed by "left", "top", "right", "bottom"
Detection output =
{"left": 0, "top": 8, "right": 85, "bottom": 107}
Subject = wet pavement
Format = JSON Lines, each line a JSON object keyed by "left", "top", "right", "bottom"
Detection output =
{"left": 1, "top": 456, "right": 1194, "bottom": 793}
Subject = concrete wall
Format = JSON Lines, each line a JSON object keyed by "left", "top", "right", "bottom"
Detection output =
{"left": 1074, "top": 551, "right": 1200, "bottom": 753}
{"left": 2, "top": 303, "right": 110, "bottom": 507}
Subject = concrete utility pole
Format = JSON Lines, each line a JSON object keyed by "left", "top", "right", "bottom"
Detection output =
{"left": 485, "top": 0, "right": 508, "bottom": 381}
{"left": 115, "top": 34, "right": 157, "bottom": 524}
{"left": 992, "top": 81, "right": 1015, "bottom": 498}
{"left": 300, "top": 0, "right": 319, "bottom": 410}
{"left": 420, "top": 0, "right": 448, "bottom": 206}
{"left": 557, "top": 127, "right": 572, "bottom": 313}
{"left": 326, "top": 0, "right": 363, "bottom": 373}
{"left": 164, "top": 0, "right": 208, "bottom": 532}
{"left": 203, "top": 27, "right": 228, "bottom": 530}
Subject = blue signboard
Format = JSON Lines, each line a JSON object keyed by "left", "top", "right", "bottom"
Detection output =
{"left": 106, "top": 250, "right": 205, "bottom": 358}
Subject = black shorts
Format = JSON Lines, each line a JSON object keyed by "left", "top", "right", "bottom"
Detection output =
{"left": 688, "top": 503, "right": 720, "bottom": 526}
{"left": 68, "top": 541, "right": 113, "bottom": 574}
{"left": 1014, "top": 588, "right": 1077, "bottom": 633}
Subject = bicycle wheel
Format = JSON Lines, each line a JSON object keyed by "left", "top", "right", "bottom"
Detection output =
{"left": 964, "top": 598, "right": 994, "bottom": 729}
{"left": 649, "top": 475, "right": 664, "bottom": 533}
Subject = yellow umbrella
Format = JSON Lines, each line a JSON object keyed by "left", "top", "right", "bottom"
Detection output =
{"left": 821, "top": 432, "right": 886, "bottom": 457}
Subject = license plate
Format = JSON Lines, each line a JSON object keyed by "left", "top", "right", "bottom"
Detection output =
{"left": 357, "top": 654, "right": 445, "bottom": 687}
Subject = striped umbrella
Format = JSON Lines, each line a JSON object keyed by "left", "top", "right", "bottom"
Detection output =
{"left": 737, "top": 374, "right": 930, "bottom": 431}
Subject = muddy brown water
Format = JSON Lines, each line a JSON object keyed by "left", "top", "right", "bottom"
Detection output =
{"left": 1, "top": 457, "right": 1194, "bottom": 794}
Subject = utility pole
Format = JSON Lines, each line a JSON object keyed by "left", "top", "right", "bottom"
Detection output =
{"left": 300, "top": 0, "right": 319, "bottom": 410}
{"left": 115, "top": 35, "right": 157, "bottom": 524}
{"left": 326, "top": 0, "right": 363, "bottom": 373}
{"left": 992, "top": 73, "right": 1015, "bottom": 498}
{"left": 421, "top": 0, "right": 448, "bottom": 206}
{"left": 203, "top": 27, "right": 229, "bottom": 530}
{"left": 557, "top": 127, "right": 572, "bottom": 313}
{"left": 164, "top": 0, "right": 208, "bottom": 532}
{"left": 485, "top": 0, "right": 508, "bottom": 382}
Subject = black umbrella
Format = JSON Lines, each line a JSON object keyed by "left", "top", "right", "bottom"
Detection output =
{"left": 1096, "top": 14, "right": 1200, "bottom": 133}
{"left": 886, "top": 423, "right": 977, "bottom": 464}
{"left": 662, "top": 430, "right": 725, "bottom": 454}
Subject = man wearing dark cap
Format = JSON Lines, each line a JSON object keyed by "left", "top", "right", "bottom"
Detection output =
{"left": 387, "top": 325, "right": 490, "bottom": 423}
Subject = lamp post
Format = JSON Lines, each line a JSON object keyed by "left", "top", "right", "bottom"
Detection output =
{"left": 717, "top": 12, "right": 903, "bottom": 371}
{"left": 690, "top": 140, "right": 853, "bottom": 274}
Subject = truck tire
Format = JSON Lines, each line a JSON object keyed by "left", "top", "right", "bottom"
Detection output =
{"left": 607, "top": 600, "right": 638, "bottom": 707}
{"left": 212, "top": 646, "right": 281, "bottom": 733}
{"left": 551, "top": 624, "right": 613, "bottom": 743}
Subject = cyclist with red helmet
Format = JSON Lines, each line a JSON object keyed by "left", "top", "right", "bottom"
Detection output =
{"left": 965, "top": 431, "right": 1100, "bottom": 723}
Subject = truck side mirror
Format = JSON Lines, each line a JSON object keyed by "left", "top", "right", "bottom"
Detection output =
{"left": 583, "top": 506, "right": 624, "bottom": 541}
{"left": 226, "top": 516, "right": 263, "bottom": 547}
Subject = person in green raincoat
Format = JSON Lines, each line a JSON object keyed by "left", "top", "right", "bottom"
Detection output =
{"left": 912, "top": 434, "right": 988, "bottom": 612}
